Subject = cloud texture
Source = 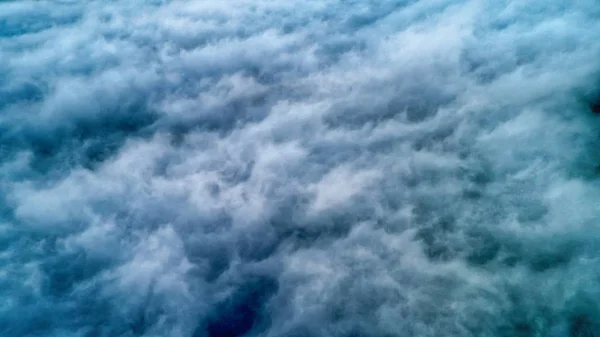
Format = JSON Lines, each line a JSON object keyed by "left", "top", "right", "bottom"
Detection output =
{"left": 2, "top": 0, "right": 600, "bottom": 336}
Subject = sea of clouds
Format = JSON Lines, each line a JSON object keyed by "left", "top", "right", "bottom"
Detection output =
{"left": 2, "top": 0, "right": 600, "bottom": 336}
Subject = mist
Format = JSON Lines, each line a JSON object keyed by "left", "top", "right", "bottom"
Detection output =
{"left": 2, "top": 1, "right": 600, "bottom": 336}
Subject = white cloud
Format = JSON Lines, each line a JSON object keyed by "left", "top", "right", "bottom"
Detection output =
{"left": 1, "top": 0, "right": 600, "bottom": 336}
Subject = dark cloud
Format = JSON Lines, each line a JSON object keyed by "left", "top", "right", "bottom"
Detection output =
{"left": 2, "top": 0, "right": 600, "bottom": 336}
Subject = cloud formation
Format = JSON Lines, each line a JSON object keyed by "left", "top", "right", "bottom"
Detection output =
{"left": 2, "top": 0, "right": 600, "bottom": 336}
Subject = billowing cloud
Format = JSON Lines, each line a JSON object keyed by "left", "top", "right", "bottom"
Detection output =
{"left": 2, "top": 0, "right": 600, "bottom": 336}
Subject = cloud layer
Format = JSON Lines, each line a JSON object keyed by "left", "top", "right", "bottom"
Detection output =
{"left": 2, "top": 0, "right": 600, "bottom": 336}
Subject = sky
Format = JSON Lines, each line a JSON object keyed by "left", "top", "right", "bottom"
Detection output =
{"left": 2, "top": 0, "right": 600, "bottom": 336}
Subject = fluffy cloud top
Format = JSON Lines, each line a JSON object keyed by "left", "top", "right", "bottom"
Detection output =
{"left": 2, "top": 1, "right": 600, "bottom": 336}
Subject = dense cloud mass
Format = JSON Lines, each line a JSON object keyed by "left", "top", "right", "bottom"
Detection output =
{"left": 2, "top": 0, "right": 600, "bottom": 336}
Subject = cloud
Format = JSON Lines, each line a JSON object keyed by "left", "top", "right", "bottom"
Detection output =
{"left": 2, "top": 0, "right": 600, "bottom": 336}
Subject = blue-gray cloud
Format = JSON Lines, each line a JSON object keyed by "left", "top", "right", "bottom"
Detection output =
{"left": 2, "top": 1, "right": 600, "bottom": 336}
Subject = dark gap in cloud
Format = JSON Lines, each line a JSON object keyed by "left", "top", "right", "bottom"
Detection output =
{"left": 341, "top": 0, "right": 418, "bottom": 32}
{"left": 314, "top": 37, "right": 367, "bottom": 65}
{"left": 414, "top": 215, "right": 458, "bottom": 262}
{"left": 0, "top": 80, "right": 46, "bottom": 109}
{"left": 198, "top": 275, "right": 279, "bottom": 337}
{"left": 269, "top": 197, "right": 376, "bottom": 252}
{"left": 0, "top": 4, "right": 82, "bottom": 38}
{"left": 324, "top": 87, "right": 455, "bottom": 131}
{"left": 525, "top": 242, "right": 579, "bottom": 273}
{"left": 464, "top": 228, "right": 502, "bottom": 266}
{"left": 236, "top": 228, "right": 281, "bottom": 264}
{"left": 562, "top": 93, "right": 600, "bottom": 180}
{"left": 40, "top": 248, "right": 112, "bottom": 298}
{"left": 569, "top": 305, "right": 600, "bottom": 337}
{"left": 415, "top": 205, "right": 583, "bottom": 271}
{"left": 561, "top": 298, "right": 600, "bottom": 337}
{"left": 457, "top": 156, "right": 495, "bottom": 199}
{"left": 235, "top": 196, "right": 356, "bottom": 263}
{"left": 411, "top": 123, "right": 457, "bottom": 152}
{"left": 184, "top": 238, "right": 231, "bottom": 283}
{"left": 493, "top": 288, "right": 553, "bottom": 337}
{"left": 570, "top": 317, "right": 597, "bottom": 337}
{"left": 0, "top": 99, "right": 159, "bottom": 177}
